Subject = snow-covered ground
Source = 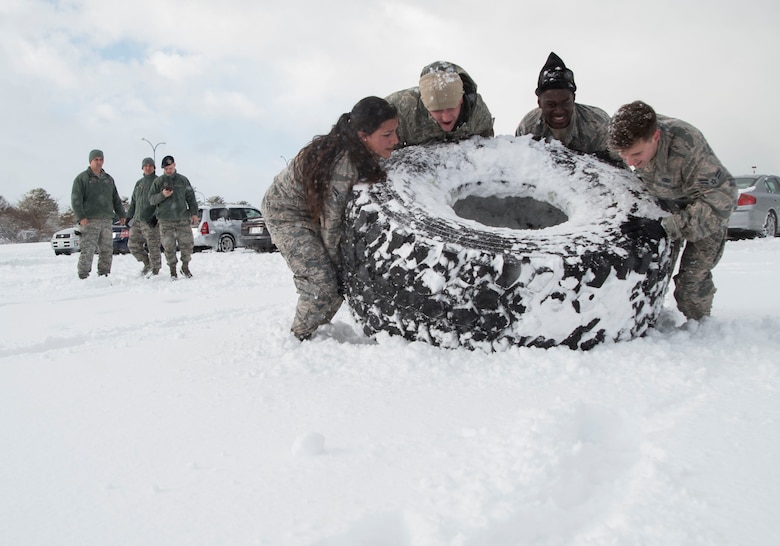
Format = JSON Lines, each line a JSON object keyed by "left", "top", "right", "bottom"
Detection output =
{"left": 1, "top": 239, "right": 778, "bottom": 545}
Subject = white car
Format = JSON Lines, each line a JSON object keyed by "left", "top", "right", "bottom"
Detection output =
{"left": 51, "top": 227, "right": 81, "bottom": 255}
{"left": 50, "top": 223, "right": 130, "bottom": 255}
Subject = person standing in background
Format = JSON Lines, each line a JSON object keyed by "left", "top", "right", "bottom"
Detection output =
{"left": 70, "top": 149, "right": 126, "bottom": 279}
{"left": 127, "top": 157, "right": 162, "bottom": 276}
{"left": 149, "top": 155, "right": 198, "bottom": 279}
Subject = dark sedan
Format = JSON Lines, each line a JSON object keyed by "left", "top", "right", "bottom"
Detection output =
{"left": 113, "top": 223, "right": 130, "bottom": 254}
{"left": 240, "top": 216, "right": 276, "bottom": 252}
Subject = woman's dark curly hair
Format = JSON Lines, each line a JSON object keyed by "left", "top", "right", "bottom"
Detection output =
{"left": 296, "top": 96, "right": 397, "bottom": 220}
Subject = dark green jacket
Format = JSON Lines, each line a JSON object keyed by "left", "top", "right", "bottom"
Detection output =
{"left": 126, "top": 173, "right": 158, "bottom": 223}
{"left": 71, "top": 167, "right": 125, "bottom": 222}
{"left": 149, "top": 172, "right": 198, "bottom": 221}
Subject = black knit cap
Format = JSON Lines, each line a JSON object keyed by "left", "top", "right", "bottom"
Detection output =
{"left": 535, "top": 52, "right": 576, "bottom": 96}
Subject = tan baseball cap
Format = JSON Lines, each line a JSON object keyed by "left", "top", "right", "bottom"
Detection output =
{"left": 419, "top": 71, "right": 463, "bottom": 111}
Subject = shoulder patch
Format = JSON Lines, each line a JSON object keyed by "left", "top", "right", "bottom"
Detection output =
{"left": 699, "top": 169, "right": 722, "bottom": 188}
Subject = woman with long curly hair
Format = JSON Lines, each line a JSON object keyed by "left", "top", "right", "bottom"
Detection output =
{"left": 261, "top": 96, "right": 399, "bottom": 340}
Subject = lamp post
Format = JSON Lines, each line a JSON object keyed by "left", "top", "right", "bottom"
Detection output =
{"left": 141, "top": 138, "right": 166, "bottom": 165}
{"left": 194, "top": 189, "right": 206, "bottom": 206}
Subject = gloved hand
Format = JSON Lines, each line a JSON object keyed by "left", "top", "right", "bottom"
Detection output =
{"left": 620, "top": 216, "right": 666, "bottom": 240}
{"left": 149, "top": 216, "right": 158, "bottom": 228}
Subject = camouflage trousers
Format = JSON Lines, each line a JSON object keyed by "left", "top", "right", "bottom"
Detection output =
{"left": 159, "top": 218, "right": 194, "bottom": 267}
{"left": 267, "top": 222, "right": 342, "bottom": 338}
{"left": 128, "top": 220, "right": 162, "bottom": 271}
{"left": 670, "top": 227, "right": 727, "bottom": 320}
{"left": 77, "top": 218, "right": 113, "bottom": 278}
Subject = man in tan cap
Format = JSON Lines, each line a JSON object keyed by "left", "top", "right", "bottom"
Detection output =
{"left": 386, "top": 61, "right": 494, "bottom": 148}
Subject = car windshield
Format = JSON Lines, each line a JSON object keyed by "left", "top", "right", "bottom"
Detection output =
{"left": 734, "top": 177, "right": 758, "bottom": 190}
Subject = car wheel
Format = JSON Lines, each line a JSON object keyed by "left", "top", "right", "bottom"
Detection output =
{"left": 217, "top": 234, "right": 236, "bottom": 252}
{"left": 761, "top": 210, "right": 777, "bottom": 238}
{"left": 341, "top": 137, "right": 674, "bottom": 351}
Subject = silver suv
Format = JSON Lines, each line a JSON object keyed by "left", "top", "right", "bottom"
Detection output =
{"left": 192, "top": 205, "right": 263, "bottom": 252}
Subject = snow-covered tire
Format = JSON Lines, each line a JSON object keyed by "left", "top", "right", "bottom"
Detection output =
{"left": 340, "top": 136, "right": 674, "bottom": 351}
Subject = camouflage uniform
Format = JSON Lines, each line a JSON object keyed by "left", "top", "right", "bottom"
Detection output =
{"left": 516, "top": 102, "right": 619, "bottom": 163}
{"left": 261, "top": 154, "right": 359, "bottom": 339}
{"left": 126, "top": 172, "right": 162, "bottom": 273}
{"left": 634, "top": 115, "right": 737, "bottom": 320}
{"left": 70, "top": 167, "right": 125, "bottom": 278}
{"left": 386, "top": 62, "right": 494, "bottom": 148}
{"left": 149, "top": 171, "right": 198, "bottom": 273}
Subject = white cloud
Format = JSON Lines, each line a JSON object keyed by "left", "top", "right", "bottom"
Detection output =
{"left": 202, "top": 90, "right": 263, "bottom": 119}
{"left": 0, "top": 0, "right": 779, "bottom": 206}
{"left": 148, "top": 50, "right": 208, "bottom": 80}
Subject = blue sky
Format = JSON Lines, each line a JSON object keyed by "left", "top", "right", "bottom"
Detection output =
{"left": 1, "top": 0, "right": 778, "bottom": 210}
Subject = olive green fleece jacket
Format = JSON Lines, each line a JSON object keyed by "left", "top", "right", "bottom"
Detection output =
{"left": 126, "top": 173, "right": 158, "bottom": 223}
{"left": 71, "top": 167, "right": 125, "bottom": 222}
{"left": 148, "top": 171, "right": 199, "bottom": 221}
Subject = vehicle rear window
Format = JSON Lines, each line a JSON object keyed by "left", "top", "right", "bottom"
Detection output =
{"left": 210, "top": 208, "right": 229, "bottom": 221}
{"left": 734, "top": 177, "right": 758, "bottom": 190}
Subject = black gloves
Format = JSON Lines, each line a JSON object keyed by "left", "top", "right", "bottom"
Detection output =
{"left": 620, "top": 216, "right": 666, "bottom": 240}
{"left": 149, "top": 216, "right": 158, "bottom": 228}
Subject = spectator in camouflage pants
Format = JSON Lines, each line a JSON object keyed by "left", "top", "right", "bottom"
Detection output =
{"left": 126, "top": 157, "right": 162, "bottom": 276}
{"left": 149, "top": 155, "right": 199, "bottom": 279}
{"left": 261, "top": 97, "right": 399, "bottom": 341}
{"left": 70, "top": 149, "right": 126, "bottom": 279}
{"left": 608, "top": 101, "right": 737, "bottom": 323}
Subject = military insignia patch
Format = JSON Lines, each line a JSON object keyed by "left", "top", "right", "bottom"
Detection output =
{"left": 699, "top": 169, "right": 722, "bottom": 188}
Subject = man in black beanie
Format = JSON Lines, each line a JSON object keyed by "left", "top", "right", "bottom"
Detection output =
{"left": 516, "top": 52, "right": 617, "bottom": 163}
{"left": 149, "top": 155, "right": 199, "bottom": 279}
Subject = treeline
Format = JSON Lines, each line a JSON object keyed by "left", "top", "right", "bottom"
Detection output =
{"left": 0, "top": 189, "right": 235, "bottom": 244}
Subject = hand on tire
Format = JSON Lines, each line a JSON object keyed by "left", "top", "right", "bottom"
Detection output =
{"left": 620, "top": 216, "right": 666, "bottom": 241}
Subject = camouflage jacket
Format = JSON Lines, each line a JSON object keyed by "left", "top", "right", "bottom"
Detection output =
{"left": 635, "top": 115, "right": 737, "bottom": 242}
{"left": 148, "top": 171, "right": 198, "bottom": 221}
{"left": 71, "top": 167, "right": 125, "bottom": 222}
{"left": 261, "top": 154, "right": 361, "bottom": 269}
{"left": 126, "top": 173, "right": 158, "bottom": 223}
{"left": 515, "top": 102, "right": 616, "bottom": 161}
{"left": 386, "top": 64, "right": 494, "bottom": 148}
